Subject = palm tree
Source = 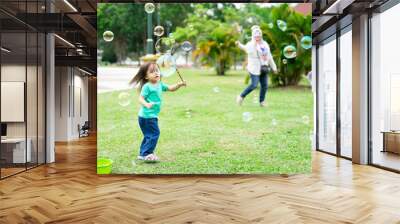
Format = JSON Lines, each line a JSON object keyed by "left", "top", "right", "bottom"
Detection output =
{"left": 261, "top": 4, "right": 312, "bottom": 86}
{"left": 174, "top": 5, "right": 240, "bottom": 76}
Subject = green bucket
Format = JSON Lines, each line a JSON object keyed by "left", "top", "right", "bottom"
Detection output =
{"left": 97, "top": 158, "right": 113, "bottom": 174}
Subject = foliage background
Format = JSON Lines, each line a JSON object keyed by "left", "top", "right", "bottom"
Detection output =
{"left": 97, "top": 3, "right": 311, "bottom": 86}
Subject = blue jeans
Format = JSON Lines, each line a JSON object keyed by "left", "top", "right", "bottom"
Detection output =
{"left": 138, "top": 117, "right": 160, "bottom": 157}
{"left": 240, "top": 71, "right": 268, "bottom": 103}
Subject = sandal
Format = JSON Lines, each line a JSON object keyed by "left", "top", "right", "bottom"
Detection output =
{"left": 144, "top": 154, "right": 159, "bottom": 163}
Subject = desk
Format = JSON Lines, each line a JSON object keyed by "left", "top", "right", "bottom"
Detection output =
{"left": 1, "top": 138, "right": 31, "bottom": 163}
{"left": 381, "top": 131, "right": 400, "bottom": 155}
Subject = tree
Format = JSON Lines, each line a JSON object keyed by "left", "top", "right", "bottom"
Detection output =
{"left": 256, "top": 4, "right": 312, "bottom": 86}
{"left": 98, "top": 4, "right": 142, "bottom": 63}
{"left": 159, "top": 3, "right": 194, "bottom": 36}
{"left": 98, "top": 3, "right": 194, "bottom": 63}
{"left": 173, "top": 5, "right": 240, "bottom": 76}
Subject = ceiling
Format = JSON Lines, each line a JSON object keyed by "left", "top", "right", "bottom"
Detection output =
{"left": 1, "top": 0, "right": 394, "bottom": 75}
{"left": 0, "top": 0, "right": 97, "bottom": 75}
{"left": 311, "top": 0, "right": 390, "bottom": 42}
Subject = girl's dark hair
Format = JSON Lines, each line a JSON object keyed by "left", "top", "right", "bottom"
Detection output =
{"left": 129, "top": 62, "right": 155, "bottom": 90}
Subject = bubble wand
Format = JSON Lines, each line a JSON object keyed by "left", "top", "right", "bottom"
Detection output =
{"left": 170, "top": 44, "right": 185, "bottom": 83}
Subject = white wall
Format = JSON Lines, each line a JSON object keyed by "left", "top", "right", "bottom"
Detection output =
{"left": 55, "top": 66, "right": 70, "bottom": 141}
{"left": 1, "top": 63, "right": 46, "bottom": 164}
{"left": 55, "top": 67, "right": 89, "bottom": 141}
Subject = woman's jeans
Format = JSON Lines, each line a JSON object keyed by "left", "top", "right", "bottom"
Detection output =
{"left": 138, "top": 117, "right": 160, "bottom": 157}
{"left": 240, "top": 70, "right": 268, "bottom": 102}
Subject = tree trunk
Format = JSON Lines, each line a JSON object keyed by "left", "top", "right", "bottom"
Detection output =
{"left": 217, "top": 60, "right": 225, "bottom": 76}
{"left": 114, "top": 39, "right": 127, "bottom": 64}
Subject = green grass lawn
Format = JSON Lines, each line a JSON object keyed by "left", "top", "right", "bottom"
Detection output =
{"left": 97, "top": 68, "right": 313, "bottom": 174}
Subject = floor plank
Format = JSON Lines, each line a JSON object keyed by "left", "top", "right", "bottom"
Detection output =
{"left": 1, "top": 135, "right": 400, "bottom": 223}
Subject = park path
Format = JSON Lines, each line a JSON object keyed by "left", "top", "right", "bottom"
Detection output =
{"left": 98, "top": 66, "right": 138, "bottom": 93}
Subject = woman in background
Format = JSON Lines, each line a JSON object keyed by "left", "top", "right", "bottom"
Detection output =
{"left": 236, "top": 25, "right": 277, "bottom": 107}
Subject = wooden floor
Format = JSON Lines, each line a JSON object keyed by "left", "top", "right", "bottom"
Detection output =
{"left": 1, "top": 167, "right": 26, "bottom": 178}
{"left": 1, "top": 136, "right": 400, "bottom": 224}
{"left": 373, "top": 151, "right": 400, "bottom": 171}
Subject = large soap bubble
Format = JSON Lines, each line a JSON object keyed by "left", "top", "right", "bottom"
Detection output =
{"left": 181, "top": 41, "right": 192, "bottom": 52}
{"left": 188, "top": 24, "right": 194, "bottom": 31}
{"left": 302, "top": 115, "right": 310, "bottom": 124}
{"left": 213, "top": 87, "right": 220, "bottom": 93}
{"left": 283, "top": 45, "right": 297, "bottom": 59}
{"left": 247, "top": 16, "right": 258, "bottom": 25}
{"left": 103, "top": 31, "right": 114, "bottom": 42}
{"left": 155, "top": 37, "right": 176, "bottom": 54}
{"left": 118, "top": 92, "right": 131, "bottom": 107}
{"left": 206, "top": 9, "right": 214, "bottom": 17}
{"left": 144, "top": 3, "right": 155, "bottom": 14}
{"left": 301, "top": 36, "right": 312, "bottom": 50}
{"left": 242, "top": 112, "right": 253, "bottom": 122}
{"left": 156, "top": 53, "right": 177, "bottom": 77}
{"left": 277, "top": 20, "right": 287, "bottom": 31}
{"left": 154, "top": 26, "right": 164, "bottom": 37}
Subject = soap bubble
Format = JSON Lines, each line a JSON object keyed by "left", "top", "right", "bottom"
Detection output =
{"left": 252, "top": 95, "right": 258, "bottom": 104}
{"left": 185, "top": 108, "right": 192, "bottom": 118}
{"left": 242, "top": 112, "right": 253, "bottom": 122}
{"left": 282, "top": 59, "right": 287, "bottom": 64}
{"left": 153, "top": 26, "right": 164, "bottom": 37}
{"left": 302, "top": 115, "right": 310, "bottom": 124}
{"left": 156, "top": 53, "right": 176, "bottom": 77}
{"left": 217, "top": 3, "right": 224, "bottom": 9}
{"left": 283, "top": 45, "right": 297, "bottom": 59}
{"left": 271, "top": 119, "right": 278, "bottom": 126}
{"left": 181, "top": 41, "right": 192, "bottom": 52}
{"left": 155, "top": 37, "right": 175, "bottom": 54}
{"left": 247, "top": 16, "right": 256, "bottom": 24}
{"left": 301, "top": 36, "right": 312, "bottom": 50}
{"left": 144, "top": 3, "right": 155, "bottom": 14}
{"left": 234, "top": 23, "right": 242, "bottom": 33}
{"left": 309, "top": 131, "right": 314, "bottom": 142}
{"left": 268, "top": 23, "right": 274, "bottom": 29}
{"left": 188, "top": 24, "right": 194, "bottom": 31}
{"left": 206, "top": 9, "right": 214, "bottom": 16}
{"left": 103, "top": 31, "right": 114, "bottom": 42}
{"left": 213, "top": 87, "right": 220, "bottom": 93}
{"left": 277, "top": 20, "right": 287, "bottom": 31}
{"left": 118, "top": 92, "right": 131, "bottom": 107}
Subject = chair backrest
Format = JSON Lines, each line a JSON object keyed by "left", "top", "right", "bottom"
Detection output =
{"left": 82, "top": 121, "right": 90, "bottom": 129}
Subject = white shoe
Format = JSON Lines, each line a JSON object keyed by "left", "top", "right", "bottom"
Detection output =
{"left": 260, "top": 101, "right": 266, "bottom": 107}
{"left": 236, "top": 95, "right": 244, "bottom": 106}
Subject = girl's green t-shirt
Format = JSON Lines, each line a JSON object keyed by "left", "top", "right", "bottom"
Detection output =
{"left": 138, "top": 82, "right": 169, "bottom": 118}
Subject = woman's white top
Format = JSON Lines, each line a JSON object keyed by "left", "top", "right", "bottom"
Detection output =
{"left": 238, "top": 41, "right": 277, "bottom": 75}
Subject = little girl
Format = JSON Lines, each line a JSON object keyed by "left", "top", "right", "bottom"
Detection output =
{"left": 129, "top": 62, "right": 186, "bottom": 162}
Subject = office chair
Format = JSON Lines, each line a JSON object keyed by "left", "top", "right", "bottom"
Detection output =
{"left": 78, "top": 121, "right": 90, "bottom": 138}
